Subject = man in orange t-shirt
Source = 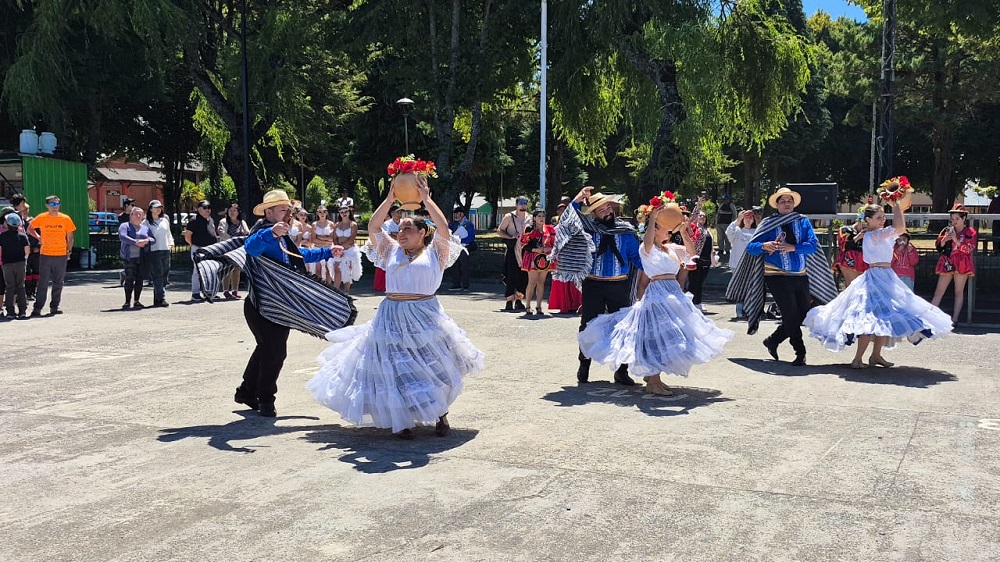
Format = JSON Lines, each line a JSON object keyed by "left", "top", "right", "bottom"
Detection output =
{"left": 28, "top": 195, "right": 76, "bottom": 317}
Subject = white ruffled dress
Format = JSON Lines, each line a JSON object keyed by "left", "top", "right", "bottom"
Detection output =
{"left": 803, "top": 226, "right": 953, "bottom": 351}
{"left": 307, "top": 232, "right": 484, "bottom": 432}
{"left": 578, "top": 244, "right": 734, "bottom": 378}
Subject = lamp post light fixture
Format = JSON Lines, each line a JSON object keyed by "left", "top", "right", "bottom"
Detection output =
{"left": 397, "top": 97, "right": 414, "bottom": 154}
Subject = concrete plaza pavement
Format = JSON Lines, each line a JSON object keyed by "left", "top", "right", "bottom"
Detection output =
{"left": 3, "top": 270, "right": 1000, "bottom": 561}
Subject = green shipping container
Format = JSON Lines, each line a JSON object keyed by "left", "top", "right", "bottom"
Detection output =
{"left": 20, "top": 156, "right": 90, "bottom": 249}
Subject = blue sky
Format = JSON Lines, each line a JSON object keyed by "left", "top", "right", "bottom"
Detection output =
{"left": 802, "top": 0, "right": 867, "bottom": 21}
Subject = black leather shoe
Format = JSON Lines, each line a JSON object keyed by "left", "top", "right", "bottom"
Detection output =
{"left": 791, "top": 355, "right": 806, "bottom": 366}
{"left": 258, "top": 403, "right": 276, "bottom": 417}
{"left": 514, "top": 300, "right": 526, "bottom": 310}
{"left": 614, "top": 368, "right": 636, "bottom": 386}
{"left": 577, "top": 365, "right": 590, "bottom": 384}
{"left": 763, "top": 338, "right": 779, "bottom": 361}
{"left": 234, "top": 387, "right": 259, "bottom": 410}
{"left": 503, "top": 301, "right": 514, "bottom": 312}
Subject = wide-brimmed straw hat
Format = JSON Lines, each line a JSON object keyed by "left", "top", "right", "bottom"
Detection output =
{"left": 583, "top": 192, "right": 622, "bottom": 215}
{"left": 768, "top": 187, "right": 802, "bottom": 209}
{"left": 253, "top": 189, "right": 292, "bottom": 216}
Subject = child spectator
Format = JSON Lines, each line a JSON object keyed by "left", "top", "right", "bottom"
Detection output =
{"left": 891, "top": 232, "right": 919, "bottom": 291}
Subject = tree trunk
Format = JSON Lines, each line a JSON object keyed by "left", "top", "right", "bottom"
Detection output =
{"left": 743, "top": 149, "right": 763, "bottom": 210}
{"left": 620, "top": 44, "right": 686, "bottom": 204}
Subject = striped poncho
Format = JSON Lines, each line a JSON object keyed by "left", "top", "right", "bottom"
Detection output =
{"left": 193, "top": 234, "right": 357, "bottom": 339}
{"left": 725, "top": 212, "right": 838, "bottom": 335}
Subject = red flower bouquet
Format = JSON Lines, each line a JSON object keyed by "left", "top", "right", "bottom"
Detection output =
{"left": 387, "top": 155, "right": 438, "bottom": 179}
{"left": 878, "top": 176, "right": 913, "bottom": 209}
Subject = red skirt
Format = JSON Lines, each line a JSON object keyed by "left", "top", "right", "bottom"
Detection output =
{"left": 833, "top": 250, "right": 868, "bottom": 274}
{"left": 548, "top": 279, "right": 582, "bottom": 313}
{"left": 373, "top": 267, "right": 386, "bottom": 292}
{"left": 936, "top": 253, "right": 975, "bottom": 276}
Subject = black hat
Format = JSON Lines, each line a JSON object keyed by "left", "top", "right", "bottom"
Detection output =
{"left": 453, "top": 206, "right": 467, "bottom": 214}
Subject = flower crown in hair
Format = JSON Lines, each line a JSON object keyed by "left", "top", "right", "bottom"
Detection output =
{"left": 878, "top": 175, "right": 912, "bottom": 203}
{"left": 387, "top": 155, "right": 438, "bottom": 178}
{"left": 647, "top": 190, "right": 677, "bottom": 209}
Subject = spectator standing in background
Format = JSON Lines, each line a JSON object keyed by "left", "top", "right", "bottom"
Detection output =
{"left": 144, "top": 200, "right": 174, "bottom": 307}
{"left": 118, "top": 198, "right": 136, "bottom": 224}
{"left": 1, "top": 213, "right": 30, "bottom": 319}
{"left": 10, "top": 195, "right": 40, "bottom": 299}
{"left": 29, "top": 195, "right": 76, "bottom": 317}
{"left": 185, "top": 200, "right": 218, "bottom": 301}
{"left": 891, "top": 232, "right": 920, "bottom": 291}
{"left": 448, "top": 206, "right": 476, "bottom": 292}
{"left": 715, "top": 194, "right": 737, "bottom": 261}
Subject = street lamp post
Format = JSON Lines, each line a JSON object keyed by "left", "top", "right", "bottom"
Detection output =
{"left": 397, "top": 97, "right": 414, "bottom": 154}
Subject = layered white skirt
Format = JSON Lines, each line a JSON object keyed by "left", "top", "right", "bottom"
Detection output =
{"left": 803, "top": 266, "right": 953, "bottom": 352}
{"left": 307, "top": 297, "right": 484, "bottom": 433}
{"left": 329, "top": 245, "right": 363, "bottom": 283}
{"left": 578, "top": 279, "right": 734, "bottom": 378}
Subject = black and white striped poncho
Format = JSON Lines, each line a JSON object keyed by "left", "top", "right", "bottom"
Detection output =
{"left": 725, "top": 212, "right": 838, "bottom": 335}
{"left": 193, "top": 236, "right": 357, "bottom": 339}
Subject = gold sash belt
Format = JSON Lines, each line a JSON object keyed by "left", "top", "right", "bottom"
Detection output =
{"left": 586, "top": 275, "right": 628, "bottom": 281}
{"left": 649, "top": 274, "right": 677, "bottom": 281}
{"left": 869, "top": 262, "right": 891, "bottom": 268}
{"left": 386, "top": 293, "right": 435, "bottom": 301}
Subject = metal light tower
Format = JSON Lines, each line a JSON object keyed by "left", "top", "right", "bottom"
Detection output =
{"left": 876, "top": 0, "right": 896, "bottom": 188}
{"left": 397, "top": 97, "right": 414, "bottom": 154}
{"left": 240, "top": 0, "right": 252, "bottom": 212}
{"left": 539, "top": 0, "right": 548, "bottom": 210}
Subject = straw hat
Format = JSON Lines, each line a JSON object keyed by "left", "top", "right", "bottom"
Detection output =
{"left": 767, "top": 187, "right": 802, "bottom": 209}
{"left": 583, "top": 193, "right": 622, "bottom": 215}
{"left": 253, "top": 189, "right": 292, "bottom": 216}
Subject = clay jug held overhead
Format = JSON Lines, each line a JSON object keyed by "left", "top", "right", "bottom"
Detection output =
{"left": 394, "top": 174, "right": 422, "bottom": 211}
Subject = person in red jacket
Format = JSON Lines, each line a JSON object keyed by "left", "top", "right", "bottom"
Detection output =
{"left": 890, "top": 232, "right": 919, "bottom": 291}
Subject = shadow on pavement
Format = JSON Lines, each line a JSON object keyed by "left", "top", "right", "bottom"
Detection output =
{"left": 157, "top": 411, "right": 328, "bottom": 454}
{"left": 728, "top": 357, "right": 957, "bottom": 388}
{"left": 541, "top": 382, "right": 731, "bottom": 417}
{"left": 301, "top": 425, "right": 480, "bottom": 473}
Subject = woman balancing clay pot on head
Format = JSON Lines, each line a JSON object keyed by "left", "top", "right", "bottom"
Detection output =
{"left": 930, "top": 204, "right": 977, "bottom": 325}
{"left": 307, "top": 158, "right": 484, "bottom": 440}
{"left": 803, "top": 199, "right": 953, "bottom": 368}
{"left": 517, "top": 209, "right": 557, "bottom": 315}
{"left": 577, "top": 194, "right": 734, "bottom": 396}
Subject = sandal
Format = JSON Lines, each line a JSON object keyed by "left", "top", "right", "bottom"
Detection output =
{"left": 435, "top": 414, "right": 450, "bottom": 437}
{"left": 850, "top": 359, "right": 868, "bottom": 369}
{"left": 869, "top": 357, "right": 895, "bottom": 368}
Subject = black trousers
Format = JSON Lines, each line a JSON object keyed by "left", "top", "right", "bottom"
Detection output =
{"left": 450, "top": 250, "right": 472, "bottom": 289}
{"left": 502, "top": 241, "right": 528, "bottom": 299}
{"left": 764, "top": 275, "right": 811, "bottom": 356}
{"left": 578, "top": 278, "right": 632, "bottom": 369}
{"left": 122, "top": 257, "right": 144, "bottom": 303}
{"left": 688, "top": 266, "right": 709, "bottom": 305}
{"left": 240, "top": 298, "right": 290, "bottom": 406}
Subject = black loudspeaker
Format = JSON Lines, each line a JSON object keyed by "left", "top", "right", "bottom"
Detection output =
{"left": 786, "top": 183, "right": 838, "bottom": 215}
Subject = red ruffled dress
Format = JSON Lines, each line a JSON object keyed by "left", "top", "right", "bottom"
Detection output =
{"left": 519, "top": 225, "right": 557, "bottom": 272}
{"left": 935, "top": 227, "right": 977, "bottom": 276}
{"left": 832, "top": 227, "right": 869, "bottom": 275}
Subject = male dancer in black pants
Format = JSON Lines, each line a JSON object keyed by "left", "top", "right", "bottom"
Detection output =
{"left": 235, "top": 190, "right": 339, "bottom": 416}
{"left": 554, "top": 186, "right": 642, "bottom": 385}
{"left": 727, "top": 187, "right": 838, "bottom": 366}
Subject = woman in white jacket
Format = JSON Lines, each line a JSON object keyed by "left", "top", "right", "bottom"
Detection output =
{"left": 726, "top": 209, "right": 759, "bottom": 318}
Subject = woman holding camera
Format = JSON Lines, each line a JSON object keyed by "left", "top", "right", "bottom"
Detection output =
{"left": 930, "top": 204, "right": 977, "bottom": 324}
